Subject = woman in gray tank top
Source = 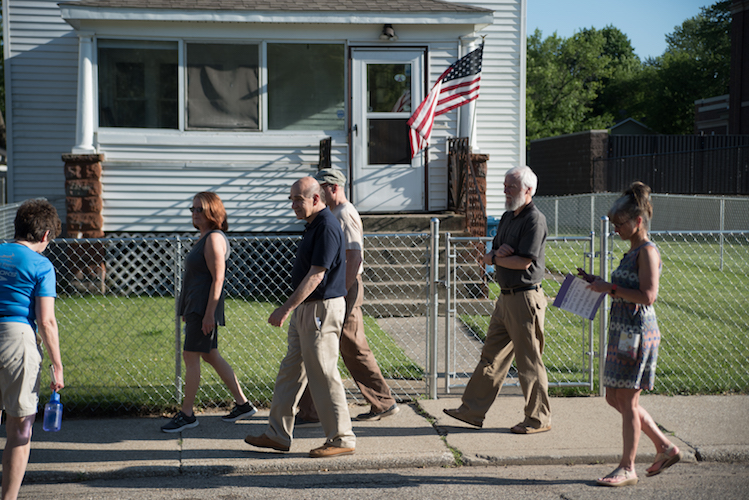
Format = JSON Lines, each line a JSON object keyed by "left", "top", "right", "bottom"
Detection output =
{"left": 162, "top": 192, "right": 256, "bottom": 433}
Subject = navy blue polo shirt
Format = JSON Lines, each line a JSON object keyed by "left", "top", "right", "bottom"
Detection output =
{"left": 291, "top": 207, "right": 347, "bottom": 301}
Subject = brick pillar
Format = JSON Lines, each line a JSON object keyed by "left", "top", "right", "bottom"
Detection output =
{"left": 62, "top": 154, "right": 106, "bottom": 294}
{"left": 465, "top": 154, "right": 488, "bottom": 237}
{"left": 63, "top": 154, "right": 104, "bottom": 238}
{"left": 464, "top": 153, "right": 489, "bottom": 298}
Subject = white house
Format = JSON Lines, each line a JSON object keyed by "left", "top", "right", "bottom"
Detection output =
{"left": 3, "top": 0, "right": 526, "bottom": 233}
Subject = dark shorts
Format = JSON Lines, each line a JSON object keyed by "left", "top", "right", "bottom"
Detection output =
{"left": 183, "top": 313, "right": 218, "bottom": 353}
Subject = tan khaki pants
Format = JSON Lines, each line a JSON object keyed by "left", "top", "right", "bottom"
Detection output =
{"left": 297, "top": 276, "right": 395, "bottom": 419}
{"left": 457, "top": 287, "right": 551, "bottom": 428}
{"left": 265, "top": 297, "right": 356, "bottom": 449}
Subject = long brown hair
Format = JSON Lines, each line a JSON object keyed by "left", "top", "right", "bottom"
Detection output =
{"left": 193, "top": 192, "right": 228, "bottom": 231}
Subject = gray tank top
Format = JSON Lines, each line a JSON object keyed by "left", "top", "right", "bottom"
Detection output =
{"left": 177, "top": 230, "right": 230, "bottom": 324}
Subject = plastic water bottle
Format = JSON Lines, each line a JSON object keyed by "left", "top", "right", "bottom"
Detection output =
{"left": 42, "top": 391, "right": 62, "bottom": 432}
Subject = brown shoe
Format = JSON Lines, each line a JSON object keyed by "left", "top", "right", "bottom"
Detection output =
{"left": 309, "top": 443, "right": 355, "bottom": 458}
{"left": 510, "top": 422, "right": 551, "bottom": 434}
{"left": 244, "top": 433, "right": 290, "bottom": 452}
{"left": 443, "top": 408, "right": 483, "bottom": 428}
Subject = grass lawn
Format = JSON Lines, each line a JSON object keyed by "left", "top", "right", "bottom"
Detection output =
{"left": 52, "top": 296, "right": 421, "bottom": 415}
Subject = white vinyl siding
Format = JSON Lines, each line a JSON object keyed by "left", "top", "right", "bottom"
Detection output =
{"left": 453, "top": 0, "right": 525, "bottom": 217}
{"left": 97, "top": 131, "right": 348, "bottom": 232}
{"left": 423, "top": 43, "right": 461, "bottom": 212}
{"left": 6, "top": 0, "right": 523, "bottom": 231}
{"left": 5, "top": 0, "right": 79, "bottom": 216}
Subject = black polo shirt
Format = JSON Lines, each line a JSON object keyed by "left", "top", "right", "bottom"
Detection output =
{"left": 291, "top": 207, "right": 347, "bottom": 301}
{"left": 492, "top": 201, "right": 547, "bottom": 289}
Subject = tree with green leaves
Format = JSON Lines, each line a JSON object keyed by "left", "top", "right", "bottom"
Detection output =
{"left": 635, "top": 0, "right": 732, "bottom": 134}
{"left": 526, "top": 28, "right": 615, "bottom": 144}
{"left": 526, "top": 25, "right": 643, "bottom": 144}
{"left": 586, "top": 26, "right": 642, "bottom": 124}
{"left": 526, "top": 1, "right": 731, "bottom": 140}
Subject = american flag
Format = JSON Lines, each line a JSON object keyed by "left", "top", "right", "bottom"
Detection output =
{"left": 407, "top": 43, "right": 483, "bottom": 158}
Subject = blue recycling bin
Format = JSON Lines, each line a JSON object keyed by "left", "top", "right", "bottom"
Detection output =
{"left": 486, "top": 216, "right": 500, "bottom": 273}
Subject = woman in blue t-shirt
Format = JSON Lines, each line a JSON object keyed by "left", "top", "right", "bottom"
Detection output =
{"left": 0, "top": 199, "right": 63, "bottom": 499}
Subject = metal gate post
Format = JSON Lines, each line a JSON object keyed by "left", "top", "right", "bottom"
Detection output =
{"left": 428, "top": 218, "right": 440, "bottom": 399}
{"left": 444, "top": 232, "right": 452, "bottom": 394}
{"left": 587, "top": 231, "right": 596, "bottom": 391}
{"left": 720, "top": 197, "right": 725, "bottom": 271}
{"left": 598, "top": 217, "right": 610, "bottom": 397}
{"left": 174, "top": 237, "right": 183, "bottom": 401}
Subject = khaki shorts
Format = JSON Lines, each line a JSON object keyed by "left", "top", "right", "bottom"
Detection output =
{"left": 0, "top": 322, "right": 43, "bottom": 417}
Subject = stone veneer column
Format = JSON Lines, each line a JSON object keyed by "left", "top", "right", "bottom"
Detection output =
{"left": 464, "top": 153, "right": 489, "bottom": 299}
{"left": 465, "top": 153, "right": 488, "bottom": 238}
{"left": 63, "top": 153, "right": 104, "bottom": 238}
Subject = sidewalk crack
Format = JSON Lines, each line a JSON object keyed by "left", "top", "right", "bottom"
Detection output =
{"left": 414, "top": 401, "right": 463, "bottom": 466}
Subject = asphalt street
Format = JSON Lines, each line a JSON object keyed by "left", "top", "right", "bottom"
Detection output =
{"left": 16, "top": 462, "right": 749, "bottom": 500}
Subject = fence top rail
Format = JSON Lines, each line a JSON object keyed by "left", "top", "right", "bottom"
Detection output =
{"left": 41, "top": 235, "right": 307, "bottom": 245}
{"left": 650, "top": 230, "right": 749, "bottom": 236}
{"left": 363, "top": 232, "right": 431, "bottom": 238}
{"left": 448, "top": 235, "right": 592, "bottom": 243}
{"left": 537, "top": 193, "right": 749, "bottom": 202}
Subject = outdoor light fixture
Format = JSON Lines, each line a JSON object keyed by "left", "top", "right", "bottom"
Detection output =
{"left": 380, "top": 24, "right": 398, "bottom": 41}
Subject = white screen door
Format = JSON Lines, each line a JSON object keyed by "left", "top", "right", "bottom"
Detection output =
{"left": 351, "top": 49, "right": 425, "bottom": 212}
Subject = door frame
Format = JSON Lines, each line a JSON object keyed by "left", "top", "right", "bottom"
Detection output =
{"left": 348, "top": 45, "right": 430, "bottom": 212}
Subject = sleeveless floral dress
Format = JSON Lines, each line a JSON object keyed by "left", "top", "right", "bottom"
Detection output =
{"left": 602, "top": 242, "right": 661, "bottom": 390}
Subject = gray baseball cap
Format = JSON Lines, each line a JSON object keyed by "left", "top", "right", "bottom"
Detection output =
{"left": 314, "top": 168, "right": 347, "bottom": 186}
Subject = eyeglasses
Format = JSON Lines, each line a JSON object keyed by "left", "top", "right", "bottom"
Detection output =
{"left": 612, "top": 219, "right": 630, "bottom": 229}
{"left": 189, "top": 207, "right": 204, "bottom": 213}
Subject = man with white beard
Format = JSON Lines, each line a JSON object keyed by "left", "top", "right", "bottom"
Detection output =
{"left": 443, "top": 165, "right": 551, "bottom": 434}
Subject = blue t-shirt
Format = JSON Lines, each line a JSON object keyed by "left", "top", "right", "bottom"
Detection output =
{"left": 0, "top": 242, "right": 57, "bottom": 329}
{"left": 291, "top": 207, "right": 347, "bottom": 301}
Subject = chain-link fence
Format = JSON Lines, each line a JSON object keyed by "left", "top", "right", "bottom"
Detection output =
{"left": 536, "top": 193, "right": 749, "bottom": 236}
{"left": 608, "top": 229, "right": 749, "bottom": 395}
{"left": 26, "top": 214, "right": 749, "bottom": 415}
{"left": 42, "top": 233, "right": 432, "bottom": 415}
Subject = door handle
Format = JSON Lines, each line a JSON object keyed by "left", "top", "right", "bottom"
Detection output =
{"left": 352, "top": 124, "right": 358, "bottom": 136}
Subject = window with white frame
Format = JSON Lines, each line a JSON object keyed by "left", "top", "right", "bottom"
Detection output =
{"left": 186, "top": 43, "right": 260, "bottom": 130}
{"left": 98, "top": 39, "right": 178, "bottom": 129}
{"left": 97, "top": 39, "right": 344, "bottom": 132}
{"left": 268, "top": 43, "right": 344, "bottom": 131}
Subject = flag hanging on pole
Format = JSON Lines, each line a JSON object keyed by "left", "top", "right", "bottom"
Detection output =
{"left": 408, "top": 43, "right": 484, "bottom": 158}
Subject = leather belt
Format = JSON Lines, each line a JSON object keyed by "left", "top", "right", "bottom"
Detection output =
{"left": 500, "top": 284, "right": 541, "bottom": 295}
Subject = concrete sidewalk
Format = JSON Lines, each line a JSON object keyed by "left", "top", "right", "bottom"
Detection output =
{"left": 6, "top": 394, "right": 748, "bottom": 483}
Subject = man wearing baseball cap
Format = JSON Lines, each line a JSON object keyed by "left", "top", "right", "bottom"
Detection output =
{"left": 294, "top": 168, "right": 398, "bottom": 425}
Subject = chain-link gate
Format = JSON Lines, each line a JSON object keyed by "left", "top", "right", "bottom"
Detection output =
{"left": 442, "top": 232, "right": 598, "bottom": 394}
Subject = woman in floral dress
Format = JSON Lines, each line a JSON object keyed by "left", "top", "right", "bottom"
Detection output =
{"left": 579, "top": 182, "right": 681, "bottom": 487}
